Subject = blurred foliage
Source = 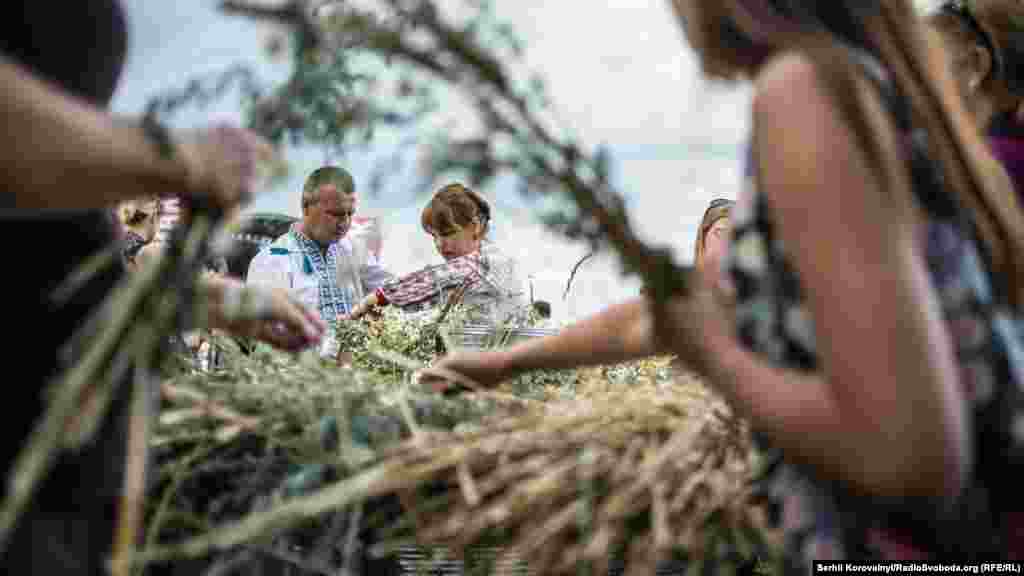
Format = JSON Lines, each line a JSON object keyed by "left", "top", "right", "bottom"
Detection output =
{"left": 212, "top": 0, "right": 691, "bottom": 314}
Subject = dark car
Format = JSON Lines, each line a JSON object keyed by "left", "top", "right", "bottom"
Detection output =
{"left": 223, "top": 212, "right": 299, "bottom": 279}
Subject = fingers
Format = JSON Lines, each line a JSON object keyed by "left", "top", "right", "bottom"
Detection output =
{"left": 212, "top": 125, "right": 259, "bottom": 207}
{"left": 258, "top": 321, "right": 310, "bottom": 351}
{"left": 414, "top": 363, "right": 485, "bottom": 394}
{"left": 415, "top": 369, "right": 464, "bottom": 395}
{"left": 236, "top": 287, "right": 324, "bottom": 351}
{"left": 181, "top": 124, "right": 276, "bottom": 212}
{"left": 414, "top": 369, "right": 450, "bottom": 393}
{"left": 270, "top": 291, "right": 324, "bottom": 345}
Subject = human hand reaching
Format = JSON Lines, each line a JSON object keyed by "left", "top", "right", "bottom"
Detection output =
{"left": 346, "top": 293, "right": 381, "bottom": 321}
{"left": 415, "top": 350, "right": 511, "bottom": 395}
{"left": 649, "top": 273, "right": 732, "bottom": 377}
{"left": 204, "top": 278, "right": 325, "bottom": 351}
{"left": 175, "top": 124, "right": 276, "bottom": 214}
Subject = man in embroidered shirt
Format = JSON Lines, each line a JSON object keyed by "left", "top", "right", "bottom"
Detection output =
{"left": 246, "top": 166, "right": 393, "bottom": 324}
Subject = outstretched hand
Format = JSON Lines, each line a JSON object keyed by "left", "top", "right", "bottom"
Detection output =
{"left": 415, "top": 350, "right": 510, "bottom": 395}
{"left": 207, "top": 279, "right": 325, "bottom": 351}
{"left": 650, "top": 272, "right": 732, "bottom": 377}
{"left": 346, "top": 293, "right": 381, "bottom": 321}
{"left": 177, "top": 124, "right": 276, "bottom": 213}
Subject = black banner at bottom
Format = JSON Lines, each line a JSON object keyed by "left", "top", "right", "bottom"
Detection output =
{"left": 813, "top": 562, "right": 1022, "bottom": 575}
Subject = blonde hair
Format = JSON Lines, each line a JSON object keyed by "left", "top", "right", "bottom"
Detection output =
{"left": 116, "top": 196, "right": 160, "bottom": 238}
{"left": 694, "top": 199, "right": 734, "bottom": 270}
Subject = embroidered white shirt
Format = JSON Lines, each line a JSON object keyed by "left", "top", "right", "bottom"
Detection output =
{"left": 246, "top": 230, "right": 393, "bottom": 322}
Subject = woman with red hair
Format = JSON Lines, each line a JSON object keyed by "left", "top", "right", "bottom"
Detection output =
{"left": 348, "top": 183, "right": 525, "bottom": 322}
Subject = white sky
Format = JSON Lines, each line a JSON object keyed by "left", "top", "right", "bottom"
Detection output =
{"left": 111, "top": 0, "right": 936, "bottom": 322}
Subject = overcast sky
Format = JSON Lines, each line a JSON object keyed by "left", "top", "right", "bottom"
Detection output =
{"left": 111, "top": 0, "right": 937, "bottom": 322}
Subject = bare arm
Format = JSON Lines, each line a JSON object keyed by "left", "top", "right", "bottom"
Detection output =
{"left": 127, "top": 246, "right": 323, "bottom": 350}
{"left": 0, "top": 56, "right": 194, "bottom": 210}
{"left": 0, "top": 55, "right": 270, "bottom": 212}
{"left": 689, "top": 54, "right": 967, "bottom": 500}
{"left": 496, "top": 298, "right": 661, "bottom": 375}
{"left": 197, "top": 274, "right": 324, "bottom": 351}
{"left": 420, "top": 298, "right": 663, "bottom": 390}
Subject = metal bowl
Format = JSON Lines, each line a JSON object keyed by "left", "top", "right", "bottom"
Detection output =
{"left": 444, "top": 324, "right": 560, "bottom": 350}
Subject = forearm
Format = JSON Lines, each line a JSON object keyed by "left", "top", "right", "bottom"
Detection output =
{"left": 699, "top": 320, "right": 962, "bottom": 500}
{"left": 497, "top": 297, "right": 660, "bottom": 376}
{"left": 378, "top": 258, "right": 477, "bottom": 307}
{"left": 0, "top": 56, "right": 191, "bottom": 211}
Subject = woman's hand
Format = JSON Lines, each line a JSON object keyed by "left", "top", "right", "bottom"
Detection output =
{"left": 0, "top": 56, "right": 275, "bottom": 212}
{"left": 205, "top": 278, "right": 325, "bottom": 351}
{"left": 347, "top": 293, "right": 381, "bottom": 320}
{"left": 415, "top": 350, "right": 511, "bottom": 394}
{"left": 660, "top": 282, "right": 733, "bottom": 377}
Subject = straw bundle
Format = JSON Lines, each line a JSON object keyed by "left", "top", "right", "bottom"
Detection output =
{"left": 358, "top": 365, "right": 778, "bottom": 576}
{"left": 139, "top": 327, "right": 780, "bottom": 576}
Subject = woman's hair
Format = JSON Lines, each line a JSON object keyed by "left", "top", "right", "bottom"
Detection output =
{"left": 420, "top": 183, "right": 492, "bottom": 237}
{"left": 668, "top": 1, "right": 769, "bottom": 80}
{"left": 671, "top": 0, "right": 1024, "bottom": 306}
{"left": 930, "top": 0, "right": 1024, "bottom": 99}
{"left": 695, "top": 198, "right": 734, "bottom": 269}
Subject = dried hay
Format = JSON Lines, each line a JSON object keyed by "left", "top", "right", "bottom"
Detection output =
{"left": 138, "top": 307, "right": 780, "bottom": 575}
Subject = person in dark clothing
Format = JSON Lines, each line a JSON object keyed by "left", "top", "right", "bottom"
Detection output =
{"left": 0, "top": 2, "right": 323, "bottom": 573}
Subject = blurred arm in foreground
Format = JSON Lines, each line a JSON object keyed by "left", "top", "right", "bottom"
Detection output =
{"left": 0, "top": 55, "right": 272, "bottom": 213}
{"left": 130, "top": 245, "right": 325, "bottom": 353}
{"left": 0, "top": 3, "right": 277, "bottom": 571}
{"left": 197, "top": 274, "right": 325, "bottom": 352}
